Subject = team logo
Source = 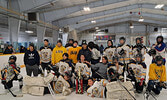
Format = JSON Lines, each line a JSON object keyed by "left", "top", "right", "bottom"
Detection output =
{"left": 92, "top": 87, "right": 100, "bottom": 97}
{"left": 55, "top": 81, "right": 64, "bottom": 93}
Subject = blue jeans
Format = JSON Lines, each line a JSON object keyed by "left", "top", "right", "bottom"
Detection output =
{"left": 147, "top": 80, "right": 162, "bottom": 94}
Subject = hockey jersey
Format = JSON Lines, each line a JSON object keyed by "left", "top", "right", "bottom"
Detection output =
{"left": 91, "top": 48, "right": 101, "bottom": 60}
{"left": 68, "top": 46, "right": 81, "bottom": 64}
{"left": 103, "top": 46, "right": 116, "bottom": 63}
{"left": 1, "top": 63, "right": 20, "bottom": 82}
{"left": 116, "top": 44, "right": 132, "bottom": 64}
{"left": 87, "top": 79, "right": 108, "bottom": 98}
{"left": 57, "top": 61, "right": 72, "bottom": 76}
{"left": 132, "top": 45, "right": 146, "bottom": 60}
{"left": 40, "top": 46, "right": 52, "bottom": 63}
{"left": 152, "top": 42, "right": 166, "bottom": 59}
{"left": 149, "top": 63, "right": 166, "bottom": 82}
{"left": 75, "top": 62, "right": 91, "bottom": 79}
{"left": 107, "top": 62, "right": 124, "bottom": 80}
{"left": 128, "top": 61, "right": 146, "bottom": 81}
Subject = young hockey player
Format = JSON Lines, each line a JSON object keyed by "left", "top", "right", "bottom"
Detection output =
{"left": 88, "top": 42, "right": 101, "bottom": 64}
{"left": 65, "top": 39, "right": 74, "bottom": 51}
{"left": 24, "top": 43, "right": 40, "bottom": 77}
{"left": 40, "top": 39, "right": 53, "bottom": 75}
{"left": 116, "top": 37, "right": 132, "bottom": 64}
{"left": 0, "top": 55, "right": 23, "bottom": 93}
{"left": 107, "top": 56, "right": 124, "bottom": 82}
{"left": 145, "top": 56, "right": 166, "bottom": 97}
{"left": 58, "top": 53, "right": 73, "bottom": 76}
{"left": 86, "top": 78, "right": 108, "bottom": 98}
{"left": 53, "top": 72, "right": 73, "bottom": 96}
{"left": 128, "top": 54, "right": 147, "bottom": 93}
{"left": 103, "top": 40, "right": 116, "bottom": 63}
{"left": 132, "top": 37, "right": 147, "bottom": 60}
{"left": 68, "top": 41, "right": 81, "bottom": 64}
{"left": 152, "top": 36, "right": 166, "bottom": 65}
{"left": 52, "top": 40, "right": 67, "bottom": 66}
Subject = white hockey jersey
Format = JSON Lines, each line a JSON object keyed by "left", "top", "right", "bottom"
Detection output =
{"left": 75, "top": 62, "right": 91, "bottom": 79}
{"left": 40, "top": 46, "right": 52, "bottom": 63}
{"left": 103, "top": 47, "right": 116, "bottom": 63}
{"left": 58, "top": 61, "right": 72, "bottom": 76}
{"left": 116, "top": 44, "right": 132, "bottom": 64}
{"left": 87, "top": 79, "right": 108, "bottom": 98}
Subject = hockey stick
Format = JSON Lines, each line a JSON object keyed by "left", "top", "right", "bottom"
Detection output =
{"left": 4, "top": 83, "right": 23, "bottom": 97}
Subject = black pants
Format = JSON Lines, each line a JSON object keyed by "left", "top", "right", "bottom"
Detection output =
{"left": 26, "top": 64, "right": 39, "bottom": 77}
{"left": 41, "top": 62, "right": 51, "bottom": 73}
{"left": 3, "top": 74, "right": 23, "bottom": 89}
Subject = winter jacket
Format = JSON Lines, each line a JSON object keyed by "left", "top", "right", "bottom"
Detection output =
{"left": 77, "top": 48, "right": 92, "bottom": 62}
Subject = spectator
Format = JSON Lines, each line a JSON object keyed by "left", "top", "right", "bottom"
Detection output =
{"left": 3, "top": 44, "right": 14, "bottom": 54}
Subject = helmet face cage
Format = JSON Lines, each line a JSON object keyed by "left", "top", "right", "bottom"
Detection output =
{"left": 155, "top": 56, "right": 163, "bottom": 66}
{"left": 9, "top": 55, "right": 17, "bottom": 62}
{"left": 135, "top": 54, "right": 142, "bottom": 63}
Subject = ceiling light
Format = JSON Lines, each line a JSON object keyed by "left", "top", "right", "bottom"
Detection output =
{"left": 155, "top": 4, "right": 164, "bottom": 9}
{"left": 129, "top": 22, "right": 134, "bottom": 29}
{"left": 138, "top": 16, "right": 144, "bottom": 22}
{"left": 95, "top": 27, "right": 99, "bottom": 29}
{"left": 91, "top": 20, "right": 96, "bottom": 23}
{"left": 130, "top": 26, "right": 134, "bottom": 29}
{"left": 25, "top": 30, "right": 33, "bottom": 33}
{"left": 83, "top": 6, "right": 90, "bottom": 11}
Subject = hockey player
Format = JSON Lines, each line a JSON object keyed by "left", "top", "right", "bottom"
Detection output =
{"left": 107, "top": 56, "right": 124, "bottom": 82}
{"left": 40, "top": 39, "right": 53, "bottom": 75}
{"left": 86, "top": 78, "right": 108, "bottom": 98}
{"left": 68, "top": 41, "right": 81, "bottom": 64}
{"left": 52, "top": 40, "right": 67, "bottom": 66}
{"left": 58, "top": 53, "right": 73, "bottom": 76}
{"left": 0, "top": 55, "right": 23, "bottom": 93}
{"left": 116, "top": 37, "right": 132, "bottom": 64}
{"left": 88, "top": 42, "right": 101, "bottom": 64}
{"left": 145, "top": 56, "right": 166, "bottom": 96}
{"left": 65, "top": 39, "right": 74, "bottom": 51}
{"left": 128, "top": 54, "right": 147, "bottom": 93}
{"left": 132, "top": 37, "right": 147, "bottom": 60}
{"left": 103, "top": 40, "right": 116, "bottom": 63}
{"left": 152, "top": 36, "right": 166, "bottom": 65}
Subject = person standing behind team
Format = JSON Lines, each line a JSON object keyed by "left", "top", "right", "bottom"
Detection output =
{"left": 68, "top": 41, "right": 81, "bottom": 64}
{"left": 40, "top": 39, "right": 53, "bottom": 75}
{"left": 24, "top": 43, "right": 40, "bottom": 77}
{"left": 52, "top": 40, "right": 67, "bottom": 66}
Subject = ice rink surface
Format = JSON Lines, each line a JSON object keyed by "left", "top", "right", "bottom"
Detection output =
{"left": 0, "top": 53, "right": 167, "bottom": 100}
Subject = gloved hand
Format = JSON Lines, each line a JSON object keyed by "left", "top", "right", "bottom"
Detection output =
{"left": 1, "top": 79, "right": 6, "bottom": 85}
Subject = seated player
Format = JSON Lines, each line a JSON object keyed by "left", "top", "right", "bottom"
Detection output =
{"left": 86, "top": 78, "right": 108, "bottom": 98}
{"left": 57, "top": 53, "right": 72, "bottom": 76}
{"left": 107, "top": 56, "right": 124, "bottom": 82}
{"left": 145, "top": 56, "right": 166, "bottom": 98}
{"left": 53, "top": 72, "right": 73, "bottom": 96}
{"left": 75, "top": 54, "right": 92, "bottom": 80}
{"left": 128, "top": 54, "right": 146, "bottom": 93}
{"left": 0, "top": 55, "right": 23, "bottom": 93}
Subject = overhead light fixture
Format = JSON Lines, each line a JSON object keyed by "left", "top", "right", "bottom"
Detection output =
{"left": 25, "top": 30, "right": 33, "bottom": 33}
{"left": 83, "top": 6, "right": 90, "bottom": 11}
{"left": 138, "top": 16, "right": 144, "bottom": 22}
{"left": 155, "top": 4, "right": 164, "bottom": 9}
{"left": 129, "top": 22, "right": 134, "bottom": 29}
{"left": 95, "top": 27, "right": 99, "bottom": 29}
{"left": 91, "top": 20, "right": 96, "bottom": 23}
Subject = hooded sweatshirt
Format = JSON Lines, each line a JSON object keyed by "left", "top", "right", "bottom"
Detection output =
{"left": 24, "top": 50, "right": 40, "bottom": 66}
{"left": 52, "top": 45, "right": 67, "bottom": 65}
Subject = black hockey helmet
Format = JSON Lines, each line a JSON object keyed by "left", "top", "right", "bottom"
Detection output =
{"left": 156, "top": 35, "right": 164, "bottom": 44}
{"left": 112, "top": 56, "right": 119, "bottom": 62}
{"left": 155, "top": 55, "right": 163, "bottom": 66}
{"left": 136, "top": 37, "right": 142, "bottom": 44}
{"left": 135, "top": 54, "right": 142, "bottom": 63}
{"left": 9, "top": 55, "right": 17, "bottom": 62}
{"left": 148, "top": 49, "right": 156, "bottom": 56}
{"left": 119, "top": 37, "right": 126, "bottom": 41}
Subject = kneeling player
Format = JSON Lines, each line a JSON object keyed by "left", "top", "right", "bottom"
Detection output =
{"left": 0, "top": 55, "right": 23, "bottom": 92}
{"left": 128, "top": 54, "right": 146, "bottom": 93}
{"left": 145, "top": 56, "right": 166, "bottom": 96}
{"left": 86, "top": 78, "right": 108, "bottom": 98}
{"left": 107, "top": 56, "right": 124, "bottom": 82}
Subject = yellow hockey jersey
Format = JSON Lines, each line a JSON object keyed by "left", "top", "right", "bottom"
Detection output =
{"left": 149, "top": 63, "right": 166, "bottom": 82}
{"left": 68, "top": 46, "right": 81, "bottom": 64}
{"left": 52, "top": 45, "right": 67, "bottom": 65}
